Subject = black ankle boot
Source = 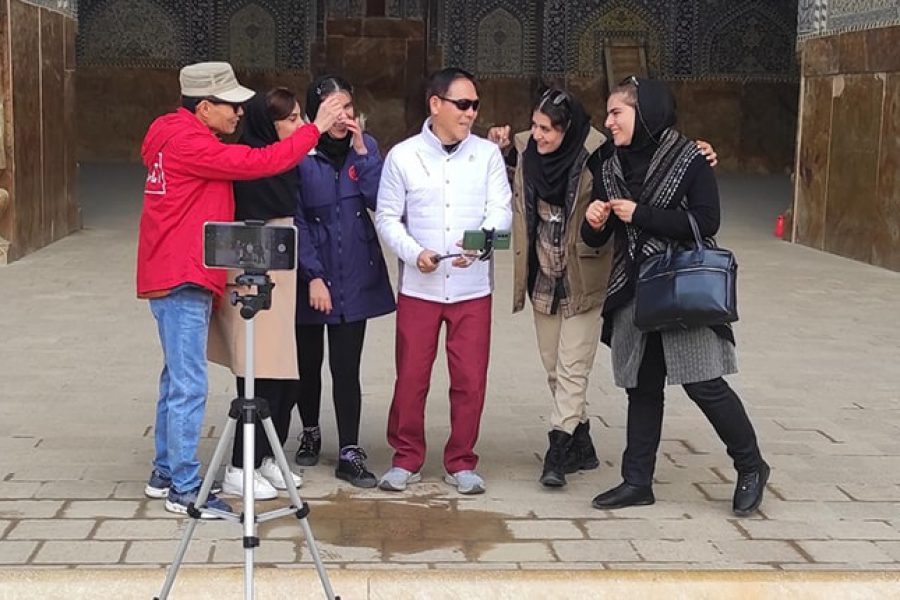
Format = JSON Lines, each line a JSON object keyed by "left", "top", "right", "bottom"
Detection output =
{"left": 591, "top": 481, "right": 655, "bottom": 510}
{"left": 733, "top": 461, "right": 770, "bottom": 516}
{"left": 540, "top": 430, "right": 573, "bottom": 488}
{"left": 335, "top": 446, "right": 377, "bottom": 488}
{"left": 564, "top": 420, "right": 600, "bottom": 474}
{"left": 294, "top": 427, "right": 321, "bottom": 466}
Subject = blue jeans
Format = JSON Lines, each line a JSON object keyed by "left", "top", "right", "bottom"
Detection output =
{"left": 149, "top": 286, "right": 213, "bottom": 493}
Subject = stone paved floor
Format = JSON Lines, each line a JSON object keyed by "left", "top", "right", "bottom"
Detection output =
{"left": 1, "top": 165, "right": 900, "bottom": 574}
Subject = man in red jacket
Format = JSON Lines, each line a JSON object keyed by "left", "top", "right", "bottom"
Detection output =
{"left": 137, "top": 62, "right": 341, "bottom": 516}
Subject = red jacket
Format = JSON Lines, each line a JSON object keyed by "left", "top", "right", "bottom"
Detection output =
{"left": 137, "top": 108, "right": 320, "bottom": 297}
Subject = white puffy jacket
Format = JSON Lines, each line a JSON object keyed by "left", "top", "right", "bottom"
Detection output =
{"left": 376, "top": 119, "right": 512, "bottom": 304}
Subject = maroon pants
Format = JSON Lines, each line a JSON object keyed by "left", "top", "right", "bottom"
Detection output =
{"left": 387, "top": 293, "right": 492, "bottom": 474}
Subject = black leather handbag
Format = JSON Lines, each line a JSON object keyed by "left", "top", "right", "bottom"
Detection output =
{"left": 633, "top": 212, "right": 738, "bottom": 332}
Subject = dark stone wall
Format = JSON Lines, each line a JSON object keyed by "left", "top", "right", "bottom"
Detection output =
{"left": 0, "top": 0, "right": 78, "bottom": 263}
{"left": 794, "top": 25, "right": 900, "bottom": 270}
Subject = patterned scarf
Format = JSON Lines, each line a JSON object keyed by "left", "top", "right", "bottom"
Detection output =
{"left": 602, "top": 127, "right": 708, "bottom": 307}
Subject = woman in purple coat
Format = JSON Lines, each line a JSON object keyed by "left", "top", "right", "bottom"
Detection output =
{"left": 293, "top": 75, "right": 396, "bottom": 487}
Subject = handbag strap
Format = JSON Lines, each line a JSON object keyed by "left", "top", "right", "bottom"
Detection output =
{"left": 686, "top": 212, "right": 705, "bottom": 263}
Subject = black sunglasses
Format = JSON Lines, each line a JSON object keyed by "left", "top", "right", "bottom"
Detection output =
{"left": 619, "top": 75, "right": 639, "bottom": 87}
{"left": 438, "top": 96, "right": 480, "bottom": 111}
{"left": 204, "top": 97, "right": 243, "bottom": 111}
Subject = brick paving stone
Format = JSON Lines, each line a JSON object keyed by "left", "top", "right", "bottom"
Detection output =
{"left": 876, "top": 542, "right": 900, "bottom": 562}
{"left": 33, "top": 541, "right": 125, "bottom": 564}
{"left": 36, "top": 481, "right": 117, "bottom": 500}
{"left": 713, "top": 540, "right": 809, "bottom": 563}
{"left": 768, "top": 482, "right": 853, "bottom": 501}
{"left": 0, "top": 541, "right": 38, "bottom": 564}
{"left": 297, "top": 543, "right": 380, "bottom": 563}
{"left": 63, "top": 500, "right": 139, "bottom": 518}
{"left": 839, "top": 484, "right": 900, "bottom": 501}
{"left": 797, "top": 541, "right": 894, "bottom": 564}
{"left": 820, "top": 520, "right": 900, "bottom": 541}
{"left": 737, "top": 520, "right": 829, "bottom": 540}
{"left": 8, "top": 466, "right": 87, "bottom": 481}
{"left": 632, "top": 540, "right": 724, "bottom": 562}
{"left": 124, "top": 540, "right": 213, "bottom": 564}
{"left": 94, "top": 519, "right": 181, "bottom": 540}
{"left": 505, "top": 519, "right": 583, "bottom": 540}
{"left": 0, "top": 500, "right": 63, "bottom": 519}
{"left": 470, "top": 542, "right": 554, "bottom": 562}
{"left": 212, "top": 540, "right": 298, "bottom": 563}
{"left": 0, "top": 481, "right": 40, "bottom": 498}
{"left": 388, "top": 546, "right": 467, "bottom": 562}
{"left": 552, "top": 540, "right": 640, "bottom": 562}
{"left": 583, "top": 518, "right": 744, "bottom": 541}
{"left": 7, "top": 519, "right": 95, "bottom": 540}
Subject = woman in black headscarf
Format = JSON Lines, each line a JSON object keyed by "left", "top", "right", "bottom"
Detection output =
{"left": 487, "top": 89, "right": 612, "bottom": 488}
{"left": 208, "top": 88, "right": 309, "bottom": 500}
{"left": 581, "top": 77, "right": 768, "bottom": 516}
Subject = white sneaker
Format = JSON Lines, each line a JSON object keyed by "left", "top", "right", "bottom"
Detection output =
{"left": 259, "top": 457, "right": 302, "bottom": 490}
{"left": 378, "top": 467, "right": 422, "bottom": 492}
{"left": 444, "top": 470, "right": 485, "bottom": 495}
{"left": 222, "top": 465, "right": 278, "bottom": 500}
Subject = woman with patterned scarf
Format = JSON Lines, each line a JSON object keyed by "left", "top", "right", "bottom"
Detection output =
{"left": 581, "top": 77, "right": 769, "bottom": 516}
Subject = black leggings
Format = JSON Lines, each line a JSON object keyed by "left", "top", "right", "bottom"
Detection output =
{"left": 230, "top": 377, "right": 298, "bottom": 468}
{"left": 622, "top": 332, "right": 763, "bottom": 487}
{"left": 295, "top": 320, "right": 367, "bottom": 450}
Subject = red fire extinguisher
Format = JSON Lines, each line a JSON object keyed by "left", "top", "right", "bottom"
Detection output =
{"left": 774, "top": 214, "right": 785, "bottom": 239}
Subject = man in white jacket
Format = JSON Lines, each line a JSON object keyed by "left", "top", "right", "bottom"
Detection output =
{"left": 375, "top": 68, "right": 512, "bottom": 494}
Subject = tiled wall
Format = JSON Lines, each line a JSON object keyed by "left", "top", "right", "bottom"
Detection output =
{"left": 74, "top": 0, "right": 801, "bottom": 170}
{"left": 793, "top": 24, "right": 900, "bottom": 269}
{"left": 0, "top": 0, "right": 78, "bottom": 263}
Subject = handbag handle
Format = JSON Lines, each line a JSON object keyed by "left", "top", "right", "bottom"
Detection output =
{"left": 686, "top": 212, "right": 705, "bottom": 264}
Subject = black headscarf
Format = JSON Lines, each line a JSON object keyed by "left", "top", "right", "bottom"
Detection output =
{"left": 306, "top": 75, "right": 353, "bottom": 169}
{"left": 618, "top": 78, "right": 677, "bottom": 200}
{"left": 233, "top": 92, "right": 299, "bottom": 221}
{"left": 522, "top": 91, "right": 592, "bottom": 207}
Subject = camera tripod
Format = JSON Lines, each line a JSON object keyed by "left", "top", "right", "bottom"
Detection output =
{"left": 155, "top": 271, "right": 339, "bottom": 600}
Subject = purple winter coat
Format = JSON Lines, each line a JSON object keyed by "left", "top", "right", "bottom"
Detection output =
{"left": 294, "top": 133, "right": 396, "bottom": 325}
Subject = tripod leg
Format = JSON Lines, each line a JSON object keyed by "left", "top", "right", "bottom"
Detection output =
{"left": 242, "top": 408, "right": 257, "bottom": 600}
{"left": 156, "top": 415, "right": 238, "bottom": 600}
{"left": 260, "top": 417, "right": 339, "bottom": 600}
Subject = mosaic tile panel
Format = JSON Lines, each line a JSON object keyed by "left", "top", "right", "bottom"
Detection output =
{"left": 799, "top": 0, "right": 900, "bottom": 39}
{"left": 386, "top": 0, "right": 423, "bottom": 19}
{"left": 77, "top": 0, "right": 190, "bottom": 68}
{"left": 76, "top": 0, "right": 314, "bottom": 69}
{"left": 21, "top": 0, "right": 76, "bottom": 16}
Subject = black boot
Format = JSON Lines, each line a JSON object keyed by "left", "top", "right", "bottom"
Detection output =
{"left": 335, "top": 446, "right": 377, "bottom": 488}
{"left": 733, "top": 461, "right": 770, "bottom": 516}
{"left": 564, "top": 420, "right": 600, "bottom": 474}
{"left": 591, "top": 481, "right": 655, "bottom": 510}
{"left": 294, "top": 426, "right": 321, "bottom": 466}
{"left": 540, "top": 430, "right": 573, "bottom": 488}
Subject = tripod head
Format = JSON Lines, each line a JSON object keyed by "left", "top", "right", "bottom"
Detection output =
{"left": 231, "top": 270, "right": 274, "bottom": 320}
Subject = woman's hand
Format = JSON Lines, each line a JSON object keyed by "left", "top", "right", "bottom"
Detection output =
{"left": 313, "top": 95, "right": 344, "bottom": 134}
{"left": 346, "top": 118, "right": 367, "bottom": 156}
{"left": 487, "top": 125, "right": 512, "bottom": 152}
{"left": 585, "top": 200, "right": 611, "bottom": 230}
{"left": 309, "top": 278, "right": 333, "bottom": 314}
{"left": 609, "top": 199, "right": 637, "bottom": 223}
{"left": 696, "top": 140, "right": 718, "bottom": 167}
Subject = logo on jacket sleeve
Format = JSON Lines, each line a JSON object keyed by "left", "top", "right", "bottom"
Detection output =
{"left": 348, "top": 165, "right": 359, "bottom": 182}
{"left": 145, "top": 152, "right": 167, "bottom": 195}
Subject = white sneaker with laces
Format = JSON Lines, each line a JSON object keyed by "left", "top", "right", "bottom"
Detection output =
{"left": 259, "top": 457, "right": 302, "bottom": 490}
{"left": 378, "top": 467, "right": 422, "bottom": 491}
{"left": 222, "top": 465, "right": 278, "bottom": 500}
{"left": 444, "top": 470, "right": 485, "bottom": 495}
